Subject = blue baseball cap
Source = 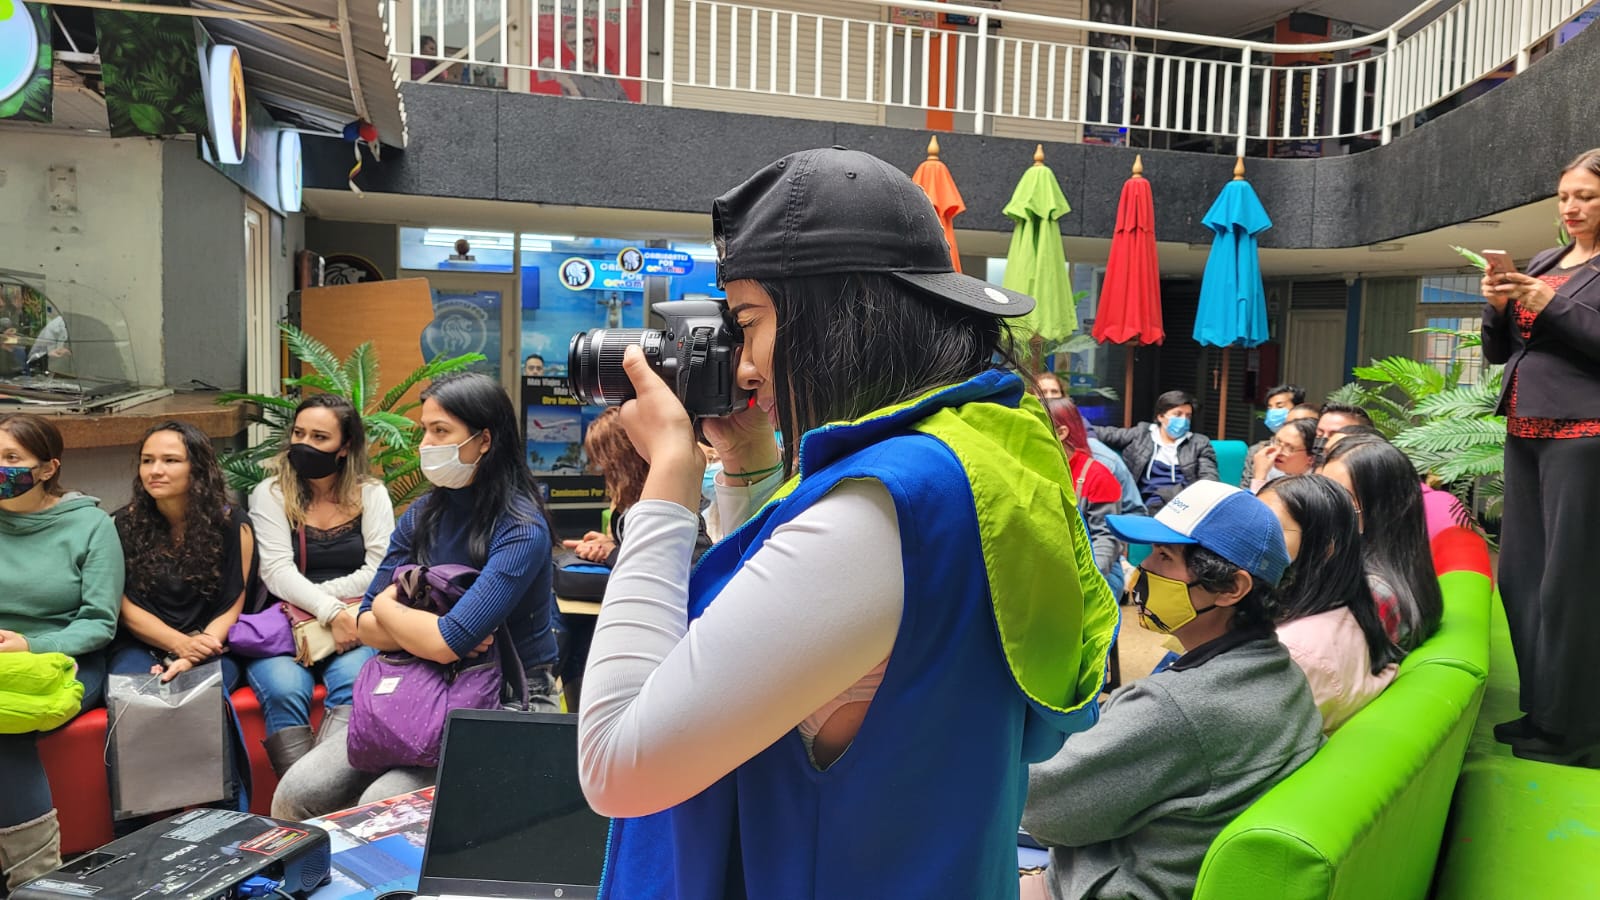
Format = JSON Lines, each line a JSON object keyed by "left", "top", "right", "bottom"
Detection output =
{"left": 1107, "top": 481, "right": 1290, "bottom": 587}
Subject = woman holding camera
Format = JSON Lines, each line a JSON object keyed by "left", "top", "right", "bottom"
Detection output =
{"left": 578, "top": 148, "right": 1118, "bottom": 898}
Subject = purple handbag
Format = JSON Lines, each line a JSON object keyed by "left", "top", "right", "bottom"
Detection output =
{"left": 227, "top": 527, "right": 307, "bottom": 659}
{"left": 347, "top": 564, "right": 529, "bottom": 773}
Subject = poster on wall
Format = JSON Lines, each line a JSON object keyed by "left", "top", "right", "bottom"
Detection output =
{"left": 0, "top": 1, "right": 51, "bottom": 123}
{"left": 95, "top": 0, "right": 207, "bottom": 137}
{"left": 530, "top": 0, "right": 644, "bottom": 102}
{"left": 519, "top": 252, "right": 645, "bottom": 378}
{"left": 422, "top": 290, "right": 502, "bottom": 381}
{"left": 522, "top": 376, "right": 606, "bottom": 504}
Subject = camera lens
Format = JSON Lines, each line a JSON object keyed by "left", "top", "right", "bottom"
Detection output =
{"left": 567, "top": 328, "right": 664, "bottom": 406}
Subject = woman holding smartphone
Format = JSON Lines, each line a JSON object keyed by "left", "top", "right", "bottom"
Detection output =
{"left": 1481, "top": 147, "right": 1600, "bottom": 766}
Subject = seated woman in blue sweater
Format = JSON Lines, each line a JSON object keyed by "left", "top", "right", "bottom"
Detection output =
{"left": 271, "top": 373, "right": 561, "bottom": 819}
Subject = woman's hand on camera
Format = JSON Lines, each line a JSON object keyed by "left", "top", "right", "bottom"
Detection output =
{"left": 1480, "top": 272, "right": 1508, "bottom": 313}
{"left": 619, "top": 345, "right": 704, "bottom": 511}
{"left": 1490, "top": 271, "right": 1556, "bottom": 315}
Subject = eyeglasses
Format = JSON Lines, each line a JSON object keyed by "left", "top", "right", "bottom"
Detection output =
{"left": 1270, "top": 438, "right": 1306, "bottom": 454}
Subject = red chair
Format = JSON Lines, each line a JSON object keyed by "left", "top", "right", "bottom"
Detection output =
{"left": 40, "top": 686, "right": 325, "bottom": 855}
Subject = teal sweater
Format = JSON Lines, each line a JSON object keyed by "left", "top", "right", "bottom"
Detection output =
{"left": 0, "top": 494, "right": 124, "bottom": 658}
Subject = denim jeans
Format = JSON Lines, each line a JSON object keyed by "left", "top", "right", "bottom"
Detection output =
{"left": 0, "top": 652, "right": 107, "bottom": 827}
{"left": 244, "top": 647, "right": 377, "bottom": 735}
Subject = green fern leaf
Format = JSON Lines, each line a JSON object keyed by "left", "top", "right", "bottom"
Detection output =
{"left": 341, "top": 342, "right": 380, "bottom": 411}
{"left": 376, "top": 352, "right": 487, "bottom": 412}
{"left": 1392, "top": 417, "right": 1507, "bottom": 454}
{"left": 280, "top": 323, "right": 350, "bottom": 395}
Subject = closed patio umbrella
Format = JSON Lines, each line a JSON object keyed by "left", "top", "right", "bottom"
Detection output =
{"left": 1094, "top": 154, "right": 1164, "bottom": 426}
{"left": 1193, "top": 157, "right": 1272, "bottom": 439}
{"left": 911, "top": 135, "right": 966, "bottom": 272}
{"left": 1005, "top": 145, "right": 1076, "bottom": 363}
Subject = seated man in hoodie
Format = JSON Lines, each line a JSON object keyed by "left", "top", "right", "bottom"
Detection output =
{"left": 1022, "top": 481, "right": 1322, "bottom": 900}
{"left": 1092, "top": 391, "right": 1219, "bottom": 511}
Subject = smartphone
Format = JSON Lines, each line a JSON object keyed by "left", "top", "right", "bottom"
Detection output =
{"left": 1482, "top": 250, "right": 1517, "bottom": 276}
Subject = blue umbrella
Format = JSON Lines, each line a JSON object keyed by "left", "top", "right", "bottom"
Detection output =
{"left": 1193, "top": 157, "right": 1272, "bottom": 438}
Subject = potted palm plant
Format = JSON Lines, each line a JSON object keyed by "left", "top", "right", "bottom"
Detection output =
{"left": 217, "top": 323, "right": 485, "bottom": 507}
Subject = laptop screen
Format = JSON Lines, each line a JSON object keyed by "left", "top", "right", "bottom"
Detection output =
{"left": 423, "top": 711, "right": 608, "bottom": 891}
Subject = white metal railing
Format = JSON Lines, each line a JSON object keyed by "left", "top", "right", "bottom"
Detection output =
{"left": 382, "top": 0, "right": 1595, "bottom": 150}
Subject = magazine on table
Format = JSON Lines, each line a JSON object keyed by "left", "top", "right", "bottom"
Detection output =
{"left": 305, "top": 787, "right": 435, "bottom": 900}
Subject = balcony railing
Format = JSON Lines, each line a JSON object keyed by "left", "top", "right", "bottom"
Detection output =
{"left": 384, "top": 0, "right": 1594, "bottom": 151}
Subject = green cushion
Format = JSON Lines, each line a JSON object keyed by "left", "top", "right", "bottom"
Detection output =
{"left": 1397, "top": 571, "right": 1492, "bottom": 681}
{"left": 1213, "top": 439, "right": 1248, "bottom": 489}
{"left": 1194, "top": 663, "right": 1485, "bottom": 900}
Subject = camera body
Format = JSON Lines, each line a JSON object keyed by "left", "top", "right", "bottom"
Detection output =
{"left": 567, "top": 299, "right": 748, "bottom": 418}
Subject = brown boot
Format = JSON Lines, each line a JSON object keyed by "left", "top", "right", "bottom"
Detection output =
{"left": 313, "top": 705, "right": 351, "bottom": 748}
{"left": 263, "top": 726, "right": 315, "bottom": 777}
{"left": 0, "top": 810, "right": 61, "bottom": 891}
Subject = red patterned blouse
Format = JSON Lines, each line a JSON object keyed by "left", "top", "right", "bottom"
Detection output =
{"left": 1507, "top": 273, "right": 1600, "bottom": 439}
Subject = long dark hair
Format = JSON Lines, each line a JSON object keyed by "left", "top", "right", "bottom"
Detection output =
{"left": 1321, "top": 434, "right": 1443, "bottom": 649}
{"left": 117, "top": 421, "right": 232, "bottom": 602}
{"left": 756, "top": 273, "right": 1020, "bottom": 475}
{"left": 413, "top": 373, "right": 552, "bottom": 567}
{"left": 1259, "top": 474, "right": 1405, "bottom": 673}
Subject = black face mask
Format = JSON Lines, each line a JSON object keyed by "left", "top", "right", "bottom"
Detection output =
{"left": 287, "top": 443, "right": 342, "bottom": 480}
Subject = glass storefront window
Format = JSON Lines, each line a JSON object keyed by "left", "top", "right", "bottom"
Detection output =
{"left": 399, "top": 227, "right": 515, "bottom": 272}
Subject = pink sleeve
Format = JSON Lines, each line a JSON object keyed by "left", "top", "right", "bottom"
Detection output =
{"left": 1420, "top": 484, "right": 1467, "bottom": 541}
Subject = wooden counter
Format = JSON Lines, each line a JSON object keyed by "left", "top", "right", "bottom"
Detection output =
{"left": 32, "top": 393, "right": 248, "bottom": 449}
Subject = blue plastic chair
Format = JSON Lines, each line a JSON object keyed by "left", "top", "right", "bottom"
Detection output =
{"left": 1213, "top": 439, "right": 1248, "bottom": 490}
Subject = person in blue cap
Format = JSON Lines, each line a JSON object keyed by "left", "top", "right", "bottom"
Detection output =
{"left": 1022, "top": 480, "right": 1323, "bottom": 900}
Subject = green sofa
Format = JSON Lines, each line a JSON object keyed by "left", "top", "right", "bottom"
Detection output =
{"left": 1192, "top": 530, "right": 1493, "bottom": 900}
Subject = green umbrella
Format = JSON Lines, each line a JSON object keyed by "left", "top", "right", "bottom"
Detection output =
{"left": 1005, "top": 144, "right": 1076, "bottom": 351}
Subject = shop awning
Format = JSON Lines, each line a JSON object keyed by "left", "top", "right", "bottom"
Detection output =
{"left": 190, "top": 0, "right": 406, "bottom": 146}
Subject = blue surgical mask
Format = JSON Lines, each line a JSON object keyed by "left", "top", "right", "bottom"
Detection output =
{"left": 701, "top": 461, "right": 722, "bottom": 502}
{"left": 1164, "top": 416, "right": 1191, "bottom": 439}
{"left": 1264, "top": 408, "right": 1288, "bottom": 430}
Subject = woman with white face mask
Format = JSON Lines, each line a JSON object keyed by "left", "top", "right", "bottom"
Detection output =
{"left": 270, "top": 373, "right": 561, "bottom": 819}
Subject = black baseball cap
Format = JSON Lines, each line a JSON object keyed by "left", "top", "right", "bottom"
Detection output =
{"left": 712, "top": 147, "right": 1036, "bottom": 318}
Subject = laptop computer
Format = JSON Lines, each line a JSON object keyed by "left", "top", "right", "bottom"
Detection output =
{"left": 416, "top": 710, "right": 609, "bottom": 900}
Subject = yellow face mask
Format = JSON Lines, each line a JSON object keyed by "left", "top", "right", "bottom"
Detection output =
{"left": 1129, "top": 567, "right": 1215, "bottom": 635}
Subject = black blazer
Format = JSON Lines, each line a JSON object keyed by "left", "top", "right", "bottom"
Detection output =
{"left": 1481, "top": 246, "right": 1600, "bottom": 419}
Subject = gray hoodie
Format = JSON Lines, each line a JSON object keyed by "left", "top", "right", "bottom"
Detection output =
{"left": 1023, "top": 627, "right": 1323, "bottom": 900}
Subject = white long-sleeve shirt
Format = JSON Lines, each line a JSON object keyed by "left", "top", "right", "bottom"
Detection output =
{"left": 248, "top": 477, "right": 395, "bottom": 624}
{"left": 578, "top": 474, "right": 905, "bottom": 819}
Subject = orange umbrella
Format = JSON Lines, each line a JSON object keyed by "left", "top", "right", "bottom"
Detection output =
{"left": 911, "top": 135, "right": 965, "bottom": 272}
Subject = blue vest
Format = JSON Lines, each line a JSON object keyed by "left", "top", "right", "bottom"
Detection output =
{"left": 599, "top": 370, "right": 1109, "bottom": 899}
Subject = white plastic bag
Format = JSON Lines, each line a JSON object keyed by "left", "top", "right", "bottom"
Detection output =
{"left": 105, "top": 659, "right": 229, "bottom": 819}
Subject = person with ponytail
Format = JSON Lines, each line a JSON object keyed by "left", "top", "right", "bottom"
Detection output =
{"left": 245, "top": 395, "right": 394, "bottom": 776}
{"left": 272, "top": 373, "right": 560, "bottom": 819}
{"left": 1257, "top": 474, "right": 1404, "bottom": 733}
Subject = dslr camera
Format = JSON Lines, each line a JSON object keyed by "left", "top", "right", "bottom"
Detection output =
{"left": 567, "top": 299, "right": 748, "bottom": 418}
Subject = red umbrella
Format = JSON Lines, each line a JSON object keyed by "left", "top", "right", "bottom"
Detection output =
{"left": 1093, "top": 155, "right": 1164, "bottom": 427}
{"left": 911, "top": 135, "right": 966, "bottom": 272}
